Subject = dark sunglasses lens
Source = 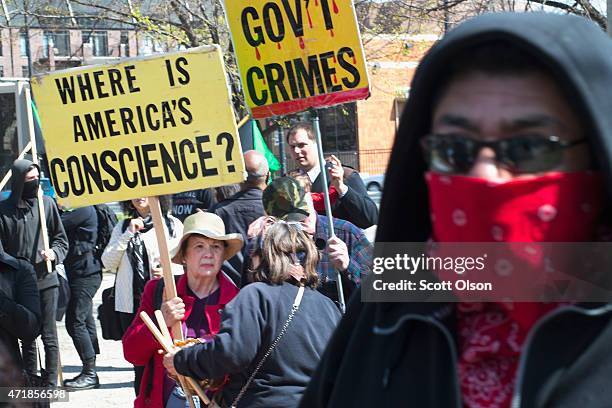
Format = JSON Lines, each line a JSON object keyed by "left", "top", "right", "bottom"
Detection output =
{"left": 503, "top": 137, "right": 563, "bottom": 173}
{"left": 422, "top": 136, "right": 474, "bottom": 173}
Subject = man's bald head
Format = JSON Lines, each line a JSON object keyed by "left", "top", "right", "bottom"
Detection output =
{"left": 244, "top": 150, "right": 270, "bottom": 189}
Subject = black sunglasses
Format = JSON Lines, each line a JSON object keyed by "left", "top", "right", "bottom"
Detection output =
{"left": 420, "top": 134, "right": 588, "bottom": 174}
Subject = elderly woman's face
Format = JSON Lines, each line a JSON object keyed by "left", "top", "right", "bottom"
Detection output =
{"left": 183, "top": 235, "right": 225, "bottom": 279}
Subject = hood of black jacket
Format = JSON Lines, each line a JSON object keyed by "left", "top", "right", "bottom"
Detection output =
{"left": 376, "top": 12, "right": 612, "bottom": 243}
{"left": 9, "top": 159, "right": 40, "bottom": 206}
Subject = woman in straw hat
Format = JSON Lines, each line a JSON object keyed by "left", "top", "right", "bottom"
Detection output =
{"left": 162, "top": 220, "right": 341, "bottom": 408}
{"left": 102, "top": 195, "right": 183, "bottom": 394}
{"left": 123, "top": 212, "right": 242, "bottom": 408}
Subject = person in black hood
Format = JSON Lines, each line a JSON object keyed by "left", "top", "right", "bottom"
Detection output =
{"left": 0, "top": 247, "right": 40, "bottom": 371}
{"left": 60, "top": 205, "right": 102, "bottom": 390}
{"left": 300, "top": 12, "right": 612, "bottom": 408}
{"left": 0, "top": 159, "right": 68, "bottom": 387}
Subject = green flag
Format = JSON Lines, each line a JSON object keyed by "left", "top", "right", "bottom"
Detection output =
{"left": 252, "top": 120, "right": 281, "bottom": 172}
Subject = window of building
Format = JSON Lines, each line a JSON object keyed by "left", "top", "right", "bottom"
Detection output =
{"left": 0, "top": 66, "right": 4, "bottom": 77}
{"left": 82, "top": 31, "right": 108, "bottom": 57}
{"left": 304, "top": 103, "right": 358, "bottom": 169}
{"left": 284, "top": 103, "right": 358, "bottom": 168}
{"left": 43, "top": 31, "right": 70, "bottom": 57}
{"left": 142, "top": 35, "right": 161, "bottom": 55}
{"left": 394, "top": 98, "right": 407, "bottom": 130}
{"left": 0, "top": 38, "right": 3, "bottom": 56}
{"left": 19, "top": 31, "right": 27, "bottom": 57}
{"left": 0, "top": 92, "right": 18, "bottom": 186}
{"left": 120, "top": 31, "right": 130, "bottom": 57}
{"left": 21, "top": 66, "right": 29, "bottom": 77}
{"left": 319, "top": 103, "right": 357, "bottom": 152}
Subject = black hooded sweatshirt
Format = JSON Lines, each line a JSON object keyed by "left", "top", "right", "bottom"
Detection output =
{"left": 0, "top": 160, "right": 68, "bottom": 290}
{"left": 0, "top": 249, "right": 40, "bottom": 368}
{"left": 300, "top": 13, "right": 612, "bottom": 408}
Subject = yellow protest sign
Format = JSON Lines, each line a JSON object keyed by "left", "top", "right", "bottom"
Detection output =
{"left": 223, "top": 0, "right": 370, "bottom": 118}
{"left": 31, "top": 46, "right": 245, "bottom": 208}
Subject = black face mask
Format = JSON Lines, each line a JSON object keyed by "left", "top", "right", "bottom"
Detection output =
{"left": 21, "top": 179, "right": 39, "bottom": 199}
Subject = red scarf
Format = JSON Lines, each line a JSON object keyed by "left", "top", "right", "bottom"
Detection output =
{"left": 425, "top": 171, "right": 604, "bottom": 408}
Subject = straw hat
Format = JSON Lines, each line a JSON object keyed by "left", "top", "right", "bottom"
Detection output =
{"left": 170, "top": 212, "right": 243, "bottom": 264}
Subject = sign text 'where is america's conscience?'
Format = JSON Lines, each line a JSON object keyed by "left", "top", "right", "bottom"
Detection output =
{"left": 32, "top": 46, "right": 245, "bottom": 208}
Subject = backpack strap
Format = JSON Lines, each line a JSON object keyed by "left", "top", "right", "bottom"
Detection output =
{"left": 153, "top": 278, "right": 166, "bottom": 310}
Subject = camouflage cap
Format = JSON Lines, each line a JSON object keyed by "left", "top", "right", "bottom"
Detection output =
{"left": 262, "top": 177, "right": 310, "bottom": 221}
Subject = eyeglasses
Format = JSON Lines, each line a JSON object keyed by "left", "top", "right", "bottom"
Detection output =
{"left": 420, "top": 134, "right": 588, "bottom": 174}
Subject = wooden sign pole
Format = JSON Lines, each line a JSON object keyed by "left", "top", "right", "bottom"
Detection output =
{"left": 25, "top": 88, "right": 63, "bottom": 384}
{"left": 148, "top": 196, "right": 182, "bottom": 340}
{"left": 0, "top": 141, "right": 32, "bottom": 191}
{"left": 25, "top": 89, "right": 52, "bottom": 274}
{"left": 148, "top": 198, "right": 208, "bottom": 406}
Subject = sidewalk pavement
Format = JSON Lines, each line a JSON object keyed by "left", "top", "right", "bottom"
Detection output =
{"left": 55, "top": 272, "right": 135, "bottom": 407}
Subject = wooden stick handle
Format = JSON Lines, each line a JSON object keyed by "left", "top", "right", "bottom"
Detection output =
{"left": 140, "top": 311, "right": 210, "bottom": 405}
{"left": 178, "top": 376, "right": 197, "bottom": 408}
{"left": 0, "top": 141, "right": 32, "bottom": 191}
{"left": 237, "top": 114, "right": 250, "bottom": 129}
{"left": 25, "top": 88, "right": 52, "bottom": 274}
{"left": 140, "top": 311, "right": 173, "bottom": 351}
{"left": 154, "top": 310, "right": 172, "bottom": 345}
{"left": 148, "top": 196, "right": 183, "bottom": 340}
{"left": 185, "top": 377, "right": 210, "bottom": 405}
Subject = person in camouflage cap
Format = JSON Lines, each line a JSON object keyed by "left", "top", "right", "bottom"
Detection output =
{"left": 262, "top": 177, "right": 310, "bottom": 222}
{"left": 258, "top": 176, "right": 372, "bottom": 303}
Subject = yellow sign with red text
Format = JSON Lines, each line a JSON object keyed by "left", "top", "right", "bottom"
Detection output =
{"left": 223, "top": 0, "right": 370, "bottom": 118}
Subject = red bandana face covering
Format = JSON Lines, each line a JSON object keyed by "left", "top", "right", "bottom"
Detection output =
{"left": 425, "top": 171, "right": 605, "bottom": 408}
{"left": 425, "top": 171, "right": 604, "bottom": 243}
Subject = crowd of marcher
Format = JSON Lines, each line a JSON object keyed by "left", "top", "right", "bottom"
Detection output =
{"left": 1, "top": 10, "right": 612, "bottom": 408}
{"left": 0, "top": 128, "right": 376, "bottom": 407}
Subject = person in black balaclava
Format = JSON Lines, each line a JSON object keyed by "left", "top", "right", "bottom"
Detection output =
{"left": 300, "top": 13, "right": 612, "bottom": 408}
{"left": 0, "top": 159, "right": 68, "bottom": 387}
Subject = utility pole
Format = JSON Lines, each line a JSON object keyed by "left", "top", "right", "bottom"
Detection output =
{"left": 2, "top": 0, "right": 15, "bottom": 76}
{"left": 608, "top": 0, "right": 612, "bottom": 36}
{"left": 443, "top": 0, "right": 449, "bottom": 34}
{"left": 24, "top": 0, "right": 33, "bottom": 77}
{"left": 277, "top": 124, "right": 287, "bottom": 175}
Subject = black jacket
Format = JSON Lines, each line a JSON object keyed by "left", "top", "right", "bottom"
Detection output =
{"left": 301, "top": 298, "right": 612, "bottom": 407}
{"left": 0, "top": 160, "right": 68, "bottom": 290}
{"left": 211, "top": 188, "right": 265, "bottom": 284}
{"left": 0, "top": 251, "right": 40, "bottom": 368}
{"left": 311, "top": 166, "right": 378, "bottom": 229}
{"left": 61, "top": 206, "right": 100, "bottom": 279}
{"left": 174, "top": 282, "right": 341, "bottom": 408}
{"left": 211, "top": 188, "right": 265, "bottom": 243}
{"left": 301, "top": 13, "right": 612, "bottom": 408}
